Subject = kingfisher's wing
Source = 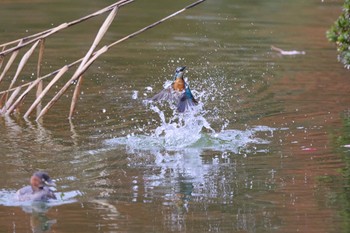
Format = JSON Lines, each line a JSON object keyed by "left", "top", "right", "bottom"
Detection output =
{"left": 150, "top": 84, "right": 186, "bottom": 103}
{"left": 150, "top": 86, "right": 175, "bottom": 102}
{"left": 177, "top": 91, "right": 198, "bottom": 113}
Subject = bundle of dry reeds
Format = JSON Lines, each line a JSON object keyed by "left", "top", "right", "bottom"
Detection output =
{"left": 0, "top": 0, "right": 206, "bottom": 121}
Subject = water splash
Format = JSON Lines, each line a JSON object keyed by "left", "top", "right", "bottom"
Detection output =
{"left": 106, "top": 99, "right": 274, "bottom": 153}
{"left": 107, "top": 72, "right": 275, "bottom": 154}
{"left": 102, "top": 74, "right": 277, "bottom": 206}
{"left": 150, "top": 103, "right": 213, "bottom": 147}
{"left": 107, "top": 124, "right": 273, "bottom": 154}
{"left": 105, "top": 124, "right": 275, "bottom": 205}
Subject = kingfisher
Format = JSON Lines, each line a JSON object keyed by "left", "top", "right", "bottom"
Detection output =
{"left": 150, "top": 66, "right": 198, "bottom": 112}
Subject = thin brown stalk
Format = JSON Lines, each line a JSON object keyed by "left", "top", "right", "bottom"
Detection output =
{"left": 0, "top": 58, "right": 81, "bottom": 96}
{"left": 1, "top": 0, "right": 206, "bottom": 120}
{"left": 5, "top": 78, "right": 41, "bottom": 115}
{"left": 24, "top": 65, "right": 68, "bottom": 118}
{"left": 0, "top": 0, "right": 206, "bottom": 97}
{"left": 69, "top": 75, "right": 83, "bottom": 118}
{"left": 0, "top": 40, "right": 23, "bottom": 85}
{"left": 36, "top": 46, "right": 108, "bottom": 121}
{"left": 1, "top": 86, "right": 21, "bottom": 114}
{"left": 35, "top": 39, "right": 45, "bottom": 114}
{"left": 0, "top": 56, "right": 3, "bottom": 71}
{"left": 0, "top": 23, "right": 68, "bottom": 58}
{"left": 8, "top": 40, "right": 40, "bottom": 92}
{"left": 77, "top": 6, "right": 118, "bottom": 73}
{"left": 0, "top": 46, "right": 5, "bottom": 70}
{"left": 69, "top": 6, "right": 118, "bottom": 118}
{"left": 108, "top": 0, "right": 207, "bottom": 49}
{"left": 36, "top": 39, "right": 45, "bottom": 83}
{"left": 0, "top": 0, "right": 133, "bottom": 57}
{"left": 0, "top": 55, "right": 4, "bottom": 71}
{"left": 1, "top": 40, "right": 40, "bottom": 106}
{"left": 0, "top": 42, "right": 21, "bottom": 107}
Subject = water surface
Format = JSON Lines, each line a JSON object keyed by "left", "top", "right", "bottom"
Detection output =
{"left": 0, "top": 0, "right": 349, "bottom": 232}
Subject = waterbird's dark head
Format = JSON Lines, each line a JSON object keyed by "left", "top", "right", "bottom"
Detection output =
{"left": 173, "top": 66, "right": 186, "bottom": 80}
{"left": 30, "top": 172, "right": 56, "bottom": 191}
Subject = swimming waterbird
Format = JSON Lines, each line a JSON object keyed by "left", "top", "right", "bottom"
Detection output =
{"left": 15, "top": 171, "right": 56, "bottom": 202}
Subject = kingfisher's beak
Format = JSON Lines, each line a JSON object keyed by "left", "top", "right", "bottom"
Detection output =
{"left": 179, "top": 66, "right": 186, "bottom": 72}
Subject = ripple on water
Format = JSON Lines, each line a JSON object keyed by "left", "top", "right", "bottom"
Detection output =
{"left": 0, "top": 189, "right": 81, "bottom": 213}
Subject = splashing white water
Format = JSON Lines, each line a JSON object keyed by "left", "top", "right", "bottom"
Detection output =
{"left": 148, "top": 104, "right": 213, "bottom": 148}
{"left": 131, "top": 90, "right": 138, "bottom": 100}
{"left": 107, "top": 72, "right": 275, "bottom": 153}
{"left": 106, "top": 100, "right": 274, "bottom": 153}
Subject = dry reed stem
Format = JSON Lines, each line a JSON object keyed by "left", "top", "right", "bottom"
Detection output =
{"left": 36, "top": 39, "right": 45, "bottom": 80}
{"left": 2, "top": 40, "right": 40, "bottom": 107}
{"left": 35, "top": 39, "right": 45, "bottom": 114}
{"left": 0, "top": 40, "right": 23, "bottom": 85}
{"left": 0, "top": 0, "right": 206, "bottom": 97}
{"left": 36, "top": 46, "right": 108, "bottom": 121}
{"left": 77, "top": 7, "right": 118, "bottom": 72}
{"left": 69, "top": 6, "right": 118, "bottom": 118}
{"left": 0, "top": 0, "right": 133, "bottom": 57}
{"left": 9, "top": 40, "right": 40, "bottom": 92}
{"left": 0, "top": 23, "right": 68, "bottom": 58}
{"left": 5, "top": 78, "right": 42, "bottom": 116}
{"left": 0, "top": 46, "right": 5, "bottom": 70}
{"left": 0, "top": 0, "right": 206, "bottom": 120}
{"left": 0, "top": 40, "right": 25, "bottom": 107}
{"left": 0, "top": 59, "right": 81, "bottom": 96}
{"left": 69, "top": 75, "right": 83, "bottom": 118}
{"left": 24, "top": 65, "right": 68, "bottom": 118}
{"left": 108, "top": 0, "right": 207, "bottom": 49}
{"left": 1, "top": 86, "right": 21, "bottom": 114}
{"left": 0, "top": 56, "right": 3, "bottom": 71}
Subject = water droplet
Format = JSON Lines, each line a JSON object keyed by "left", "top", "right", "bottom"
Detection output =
{"left": 132, "top": 90, "right": 138, "bottom": 99}
{"left": 145, "top": 86, "right": 153, "bottom": 92}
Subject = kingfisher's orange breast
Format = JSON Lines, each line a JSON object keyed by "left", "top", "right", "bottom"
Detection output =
{"left": 172, "top": 78, "right": 185, "bottom": 91}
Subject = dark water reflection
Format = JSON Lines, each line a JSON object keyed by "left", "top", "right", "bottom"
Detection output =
{"left": 0, "top": 0, "right": 349, "bottom": 232}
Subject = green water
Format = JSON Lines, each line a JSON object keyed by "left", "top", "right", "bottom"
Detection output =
{"left": 0, "top": 0, "right": 349, "bottom": 232}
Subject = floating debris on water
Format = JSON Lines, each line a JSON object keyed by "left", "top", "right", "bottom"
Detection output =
{"left": 271, "top": 45, "right": 306, "bottom": 55}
